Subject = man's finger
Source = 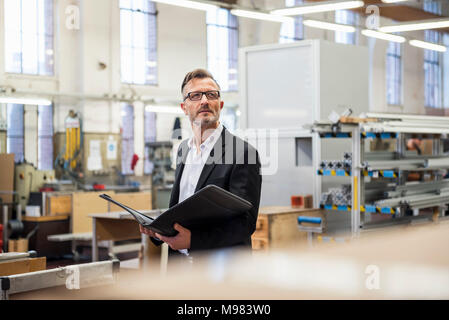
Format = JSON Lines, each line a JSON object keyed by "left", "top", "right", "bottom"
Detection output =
{"left": 173, "top": 223, "right": 185, "bottom": 232}
{"left": 155, "top": 233, "right": 168, "bottom": 242}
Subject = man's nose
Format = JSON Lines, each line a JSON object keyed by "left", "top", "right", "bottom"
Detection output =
{"left": 200, "top": 93, "right": 209, "bottom": 104}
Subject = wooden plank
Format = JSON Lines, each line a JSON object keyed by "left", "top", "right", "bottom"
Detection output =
{"left": 258, "top": 206, "right": 320, "bottom": 215}
{"left": 0, "top": 153, "right": 15, "bottom": 204}
{"left": 22, "top": 215, "right": 69, "bottom": 222}
{"left": 251, "top": 237, "right": 269, "bottom": 251}
{"left": 95, "top": 218, "right": 141, "bottom": 242}
{"left": 340, "top": 116, "right": 378, "bottom": 124}
{"left": 47, "top": 194, "right": 72, "bottom": 216}
{"left": 109, "top": 192, "right": 152, "bottom": 212}
{"left": 29, "top": 257, "right": 46, "bottom": 272}
{"left": 0, "top": 257, "right": 46, "bottom": 276}
{"left": 72, "top": 191, "right": 113, "bottom": 233}
{"left": 252, "top": 215, "right": 268, "bottom": 238}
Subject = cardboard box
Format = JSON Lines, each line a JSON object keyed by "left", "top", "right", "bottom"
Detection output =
{"left": 8, "top": 238, "right": 29, "bottom": 252}
{"left": 0, "top": 154, "right": 14, "bottom": 205}
{"left": 46, "top": 194, "right": 72, "bottom": 216}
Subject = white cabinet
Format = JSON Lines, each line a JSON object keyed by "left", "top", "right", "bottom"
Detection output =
{"left": 239, "top": 40, "right": 369, "bottom": 207}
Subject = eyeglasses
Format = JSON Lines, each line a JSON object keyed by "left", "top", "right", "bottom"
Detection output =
{"left": 183, "top": 91, "right": 220, "bottom": 101}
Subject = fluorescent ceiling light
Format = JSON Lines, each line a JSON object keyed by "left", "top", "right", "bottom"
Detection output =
{"left": 230, "top": 9, "right": 294, "bottom": 23}
{"left": 409, "top": 39, "right": 447, "bottom": 52}
{"left": 379, "top": 18, "right": 449, "bottom": 33}
{"left": 145, "top": 105, "right": 184, "bottom": 114}
{"left": 151, "top": 0, "right": 217, "bottom": 11}
{"left": 381, "top": 0, "right": 409, "bottom": 3}
{"left": 0, "top": 97, "right": 52, "bottom": 105}
{"left": 361, "top": 29, "right": 406, "bottom": 43}
{"left": 271, "top": 0, "right": 364, "bottom": 16}
{"left": 303, "top": 19, "right": 356, "bottom": 33}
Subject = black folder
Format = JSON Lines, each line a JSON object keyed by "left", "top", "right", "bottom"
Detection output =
{"left": 99, "top": 185, "right": 253, "bottom": 237}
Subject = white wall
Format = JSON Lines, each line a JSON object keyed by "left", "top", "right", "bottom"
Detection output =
{"left": 1, "top": 0, "right": 447, "bottom": 172}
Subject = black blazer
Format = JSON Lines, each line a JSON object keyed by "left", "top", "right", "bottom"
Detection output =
{"left": 155, "top": 126, "right": 262, "bottom": 253}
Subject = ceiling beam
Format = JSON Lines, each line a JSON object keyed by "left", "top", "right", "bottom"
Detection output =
{"left": 306, "top": 0, "right": 449, "bottom": 33}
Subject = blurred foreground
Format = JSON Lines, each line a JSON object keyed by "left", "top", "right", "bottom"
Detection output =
{"left": 12, "top": 220, "right": 449, "bottom": 300}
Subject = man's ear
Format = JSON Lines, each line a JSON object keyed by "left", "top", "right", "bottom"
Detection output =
{"left": 180, "top": 103, "right": 188, "bottom": 115}
{"left": 220, "top": 101, "right": 224, "bottom": 110}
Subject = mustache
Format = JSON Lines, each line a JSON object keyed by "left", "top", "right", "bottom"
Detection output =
{"left": 197, "top": 107, "right": 213, "bottom": 115}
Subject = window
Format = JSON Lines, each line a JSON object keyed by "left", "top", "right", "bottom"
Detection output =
{"left": 207, "top": 8, "right": 238, "bottom": 92}
{"left": 38, "top": 105, "right": 53, "bottom": 170}
{"left": 4, "top": 0, "right": 54, "bottom": 75}
{"left": 386, "top": 41, "right": 402, "bottom": 106}
{"left": 443, "top": 34, "right": 449, "bottom": 109}
{"left": 423, "top": 2, "right": 442, "bottom": 108}
{"left": 335, "top": 10, "right": 357, "bottom": 45}
{"left": 279, "top": 0, "right": 304, "bottom": 43}
{"left": 121, "top": 104, "right": 135, "bottom": 175}
{"left": 120, "top": 0, "right": 157, "bottom": 85}
{"left": 6, "top": 104, "right": 24, "bottom": 163}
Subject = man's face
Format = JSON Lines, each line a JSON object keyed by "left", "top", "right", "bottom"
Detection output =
{"left": 181, "top": 77, "right": 224, "bottom": 128}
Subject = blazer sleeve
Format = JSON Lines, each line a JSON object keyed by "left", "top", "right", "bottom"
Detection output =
{"left": 190, "top": 149, "right": 262, "bottom": 251}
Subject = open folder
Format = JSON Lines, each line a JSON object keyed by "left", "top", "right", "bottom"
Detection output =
{"left": 99, "top": 185, "right": 253, "bottom": 237}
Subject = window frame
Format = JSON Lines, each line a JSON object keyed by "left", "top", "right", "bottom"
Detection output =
{"left": 334, "top": 9, "right": 358, "bottom": 45}
{"left": 119, "top": 0, "right": 158, "bottom": 87}
{"left": 386, "top": 41, "right": 403, "bottom": 107}
{"left": 3, "top": 0, "right": 56, "bottom": 77}
{"left": 279, "top": 0, "right": 304, "bottom": 43}
{"left": 206, "top": 7, "right": 239, "bottom": 93}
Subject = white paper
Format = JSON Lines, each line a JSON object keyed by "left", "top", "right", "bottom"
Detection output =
{"left": 89, "top": 140, "right": 101, "bottom": 157}
{"left": 87, "top": 156, "right": 102, "bottom": 171}
{"left": 106, "top": 140, "right": 117, "bottom": 160}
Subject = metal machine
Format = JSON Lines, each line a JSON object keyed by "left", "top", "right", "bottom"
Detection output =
{"left": 145, "top": 141, "right": 174, "bottom": 209}
{"left": 14, "top": 163, "right": 55, "bottom": 209}
{"left": 55, "top": 110, "right": 83, "bottom": 182}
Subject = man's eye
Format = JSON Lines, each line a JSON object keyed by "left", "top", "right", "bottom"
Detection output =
{"left": 191, "top": 93, "right": 201, "bottom": 99}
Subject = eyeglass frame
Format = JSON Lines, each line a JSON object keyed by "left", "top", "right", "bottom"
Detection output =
{"left": 183, "top": 90, "right": 221, "bottom": 102}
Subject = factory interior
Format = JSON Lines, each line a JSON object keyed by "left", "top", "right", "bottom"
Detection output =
{"left": 1, "top": 0, "right": 449, "bottom": 302}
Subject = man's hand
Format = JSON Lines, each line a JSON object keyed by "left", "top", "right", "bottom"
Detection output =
{"left": 155, "top": 223, "right": 191, "bottom": 251}
{"left": 139, "top": 225, "right": 157, "bottom": 238}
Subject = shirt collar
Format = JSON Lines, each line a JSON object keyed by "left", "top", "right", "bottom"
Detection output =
{"left": 188, "top": 123, "right": 223, "bottom": 150}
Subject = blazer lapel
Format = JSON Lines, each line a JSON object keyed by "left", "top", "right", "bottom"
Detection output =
{"left": 169, "top": 141, "right": 190, "bottom": 207}
{"left": 194, "top": 127, "right": 228, "bottom": 192}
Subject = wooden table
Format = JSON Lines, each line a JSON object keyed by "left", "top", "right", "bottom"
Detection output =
{"left": 252, "top": 207, "right": 323, "bottom": 251}
{"left": 89, "top": 210, "right": 161, "bottom": 262}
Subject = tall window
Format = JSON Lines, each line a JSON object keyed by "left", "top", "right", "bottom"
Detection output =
{"left": 121, "top": 104, "right": 134, "bottom": 175}
{"left": 38, "top": 105, "right": 53, "bottom": 170}
{"left": 386, "top": 41, "right": 402, "bottom": 106}
{"left": 444, "top": 33, "right": 449, "bottom": 109}
{"left": 335, "top": 10, "right": 357, "bottom": 45}
{"left": 6, "top": 104, "right": 24, "bottom": 163}
{"left": 279, "top": 0, "right": 304, "bottom": 43}
{"left": 4, "top": 0, "right": 54, "bottom": 75}
{"left": 120, "top": 0, "right": 157, "bottom": 85}
{"left": 424, "top": 2, "right": 442, "bottom": 108}
{"left": 207, "top": 8, "right": 238, "bottom": 92}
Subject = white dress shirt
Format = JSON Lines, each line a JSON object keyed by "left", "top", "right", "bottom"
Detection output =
{"left": 175, "top": 124, "right": 223, "bottom": 256}
{"left": 178, "top": 124, "right": 224, "bottom": 203}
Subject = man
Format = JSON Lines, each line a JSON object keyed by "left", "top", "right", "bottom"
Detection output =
{"left": 140, "top": 69, "right": 262, "bottom": 255}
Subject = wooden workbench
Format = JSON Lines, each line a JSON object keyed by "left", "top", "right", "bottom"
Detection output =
{"left": 252, "top": 207, "right": 323, "bottom": 251}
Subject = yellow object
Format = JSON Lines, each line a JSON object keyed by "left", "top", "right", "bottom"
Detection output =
{"left": 64, "top": 111, "right": 81, "bottom": 169}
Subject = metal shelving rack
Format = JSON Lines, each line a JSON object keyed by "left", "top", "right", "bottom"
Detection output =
{"left": 312, "top": 113, "right": 449, "bottom": 238}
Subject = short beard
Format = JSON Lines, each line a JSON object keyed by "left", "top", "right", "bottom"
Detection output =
{"left": 191, "top": 114, "right": 219, "bottom": 130}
